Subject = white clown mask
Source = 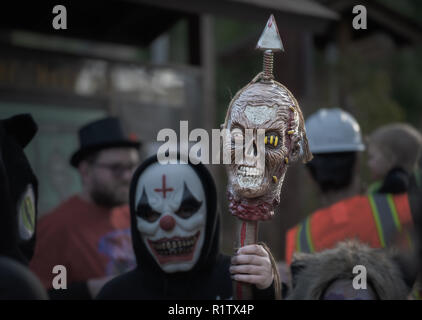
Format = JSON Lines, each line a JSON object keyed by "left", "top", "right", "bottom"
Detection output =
{"left": 134, "top": 162, "right": 206, "bottom": 273}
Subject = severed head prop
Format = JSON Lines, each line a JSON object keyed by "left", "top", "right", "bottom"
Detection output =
{"left": 222, "top": 15, "right": 312, "bottom": 222}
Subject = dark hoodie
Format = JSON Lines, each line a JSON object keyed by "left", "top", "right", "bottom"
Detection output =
{"left": 0, "top": 114, "right": 47, "bottom": 299}
{"left": 0, "top": 114, "right": 38, "bottom": 264}
{"left": 97, "top": 155, "right": 275, "bottom": 300}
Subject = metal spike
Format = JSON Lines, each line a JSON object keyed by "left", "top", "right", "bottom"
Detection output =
{"left": 256, "top": 14, "right": 284, "bottom": 52}
{"left": 256, "top": 15, "right": 284, "bottom": 80}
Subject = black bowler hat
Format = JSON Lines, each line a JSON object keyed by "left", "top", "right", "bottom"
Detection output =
{"left": 70, "top": 117, "right": 141, "bottom": 168}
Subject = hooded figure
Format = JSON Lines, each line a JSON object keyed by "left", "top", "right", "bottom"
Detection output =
{"left": 0, "top": 114, "right": 47, "bottom": 299}
{"left": 97, "top": 154, "right": 276, "bottom": 299}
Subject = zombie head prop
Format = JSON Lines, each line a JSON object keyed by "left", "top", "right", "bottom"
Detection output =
{"left": 222, "top": 15, "right": 312, "bottom": 221}
{"left": 130, "top": 156, "right": 214, "bottom": 274}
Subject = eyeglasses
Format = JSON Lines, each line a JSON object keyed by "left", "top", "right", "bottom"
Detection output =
{"left": 93, "top": 162, "right": 137, "bottom": 176}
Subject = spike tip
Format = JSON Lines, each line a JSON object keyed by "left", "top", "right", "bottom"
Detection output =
{"left": 256, "top": 14, "right": 284, "bottom": 52}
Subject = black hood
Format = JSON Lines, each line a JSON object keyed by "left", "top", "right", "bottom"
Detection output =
{"left": 129, "top": 154, "right": 220, "bottom": 277}
{"left": 0, "top": 114, "right": 38, "bottom": 265}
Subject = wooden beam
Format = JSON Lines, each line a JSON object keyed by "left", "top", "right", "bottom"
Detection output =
{"left": 133, "top": 0, "right": 337, "bottom": 34}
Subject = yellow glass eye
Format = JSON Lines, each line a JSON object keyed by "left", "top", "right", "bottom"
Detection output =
{"left": 270, "top": 136, "right": 274, "bottom": 145}
{"left": 264, "top": 136, "right": 268, "bottom": 144}
{"left": 274, "top": 136, "right": 278, "bottom": 146}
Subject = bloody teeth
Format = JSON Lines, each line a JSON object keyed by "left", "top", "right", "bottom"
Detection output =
{"left": 150, "top": 233, "right": 199, "bottom": 256}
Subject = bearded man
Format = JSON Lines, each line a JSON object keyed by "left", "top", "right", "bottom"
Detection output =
{"left": 30, "top": 117, "right": 141, "bottom": 299}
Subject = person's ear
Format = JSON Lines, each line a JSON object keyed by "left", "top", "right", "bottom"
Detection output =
{"left": 78, "top": 161, "right": 92, "bottom": 184}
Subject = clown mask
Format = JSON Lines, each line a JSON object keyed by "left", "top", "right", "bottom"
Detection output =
{"left": 133, "top": 162, "right": 206, "bottom": 273}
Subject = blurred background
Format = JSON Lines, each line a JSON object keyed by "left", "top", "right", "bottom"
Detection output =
{"left": 0, "top": 0, "right": 421, "bottom": 260}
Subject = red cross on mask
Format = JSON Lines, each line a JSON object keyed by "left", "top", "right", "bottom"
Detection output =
{"left": 154, "top": 174, "right": 174, "bottom": 198}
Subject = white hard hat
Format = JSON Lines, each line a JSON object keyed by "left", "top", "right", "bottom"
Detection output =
{"left": 305, "top": 108, "right": 365, "bottom": 153}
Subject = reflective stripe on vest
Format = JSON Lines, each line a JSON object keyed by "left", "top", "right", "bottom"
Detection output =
{"left": 296, "top": 216, "right": 315, "bottom": 253}
{"left": 367, "top": 193, "right": 403, "bottom": 248}
{"left": 294, "top": 193, "right": 410, "bottom": 254}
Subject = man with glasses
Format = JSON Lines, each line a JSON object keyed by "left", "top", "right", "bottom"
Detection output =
{"left": 30, "top": 117, "right": 141, "bottom": 299}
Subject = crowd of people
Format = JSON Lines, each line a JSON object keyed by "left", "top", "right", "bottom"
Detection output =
{"left": 0, "top": 108, "right": 421, "bottom": 300}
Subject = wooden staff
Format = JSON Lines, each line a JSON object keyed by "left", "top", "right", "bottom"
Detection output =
{"left": 233, "top": 220, "right": 258, "bottom": 299}
{"left": 231, "top": 14, "right": 283, "bottom": 300}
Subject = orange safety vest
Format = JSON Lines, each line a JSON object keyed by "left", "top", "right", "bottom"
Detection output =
{"left": 285, "top": 193, "right": 413, "bottom": 265}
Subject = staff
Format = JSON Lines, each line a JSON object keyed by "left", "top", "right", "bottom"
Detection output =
{"left": 222, "top": 14, "right": 313, "bottom": 299}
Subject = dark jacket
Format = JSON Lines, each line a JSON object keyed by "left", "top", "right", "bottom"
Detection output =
{"left": 97, "top": 155, "right": 274, "bottom": 300}
{"left": 0, "top": 114, "right": 47, "bottom": 300}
